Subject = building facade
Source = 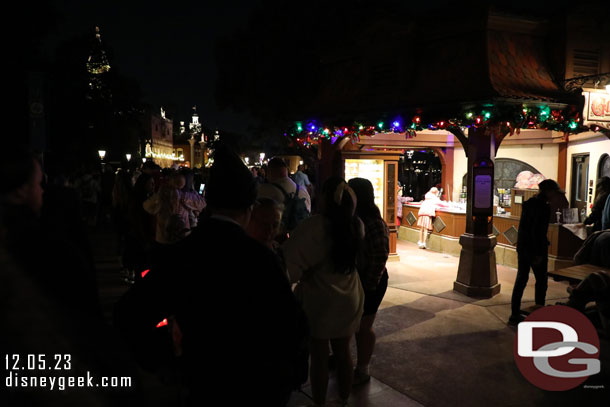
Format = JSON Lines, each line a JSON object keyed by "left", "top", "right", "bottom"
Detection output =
{"left": 144, "top": 108, "right": 176, "bottom": 168}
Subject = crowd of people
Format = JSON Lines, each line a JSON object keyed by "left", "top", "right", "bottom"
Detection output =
{"left": 110, "top": 147, "right": 390, "bottom": 406}
{"left": 0, "top": 145, "right": 390, "bottom": 407}
{"left": 2, "top": 144, "right": 609, "bottom": 406}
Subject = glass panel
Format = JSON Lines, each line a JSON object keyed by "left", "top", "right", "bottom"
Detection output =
{"left": 345, "top": 159, "right": 384, "bottom": 214}
{"left": 575, "top": 163, "right": 582, "bottom": 201}
{"left": 386, "top": 163, "right": 396, "bottom": 222}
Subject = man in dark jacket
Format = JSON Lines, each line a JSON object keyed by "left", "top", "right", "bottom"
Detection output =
{"left": 509, "top": 179, "right": 560, "bottom": 325}
{"left": 115, "top": 145, "right": 307, "bottom": 406}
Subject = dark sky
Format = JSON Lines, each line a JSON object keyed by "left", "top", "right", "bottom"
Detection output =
{"left": 44, "top": 0, "right": 261, "bottom": 134}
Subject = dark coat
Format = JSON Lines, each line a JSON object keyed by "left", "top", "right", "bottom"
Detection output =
{"left": 584, "top": 192, "right": 610, "bottom": 232}
{"left": 517, "top": 196, "right": 550, "bottom": 256}
{"left": 115, "top": 216, "right": 308, "bottom": 406}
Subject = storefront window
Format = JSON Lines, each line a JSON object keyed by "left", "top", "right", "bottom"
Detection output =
{"left": 345, "top": 159, "right": 384, "bottom": 212}
{"left": 399, "top": 150, "right": 442, "bottom": 200}
{"left": 462, "top": 158, "right": 540, "bottom": 194}
{"left": 575, "top": 163, "right": 583, "bottom": 201}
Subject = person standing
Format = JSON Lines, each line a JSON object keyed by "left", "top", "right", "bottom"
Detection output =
{"left": 293, "top": 164, "right": 312, "bottom": 188}
{"left": 509, "top": 179, "right": 560, "bottom": 325}
{"left": 584, "top": 176, "right": 610, "bottom": 232}
{"left": 258, "top": 157, "right": 311, "bottom": 241}
{"left": 417, "top": 187, "right": 441, "bottom": 249}
{"left": 347, "top": 178, "right": 390, "bottom": 386}
{"left": 283, "top": 176, "right": 364, "bottom": 407}
{"left": 258, "top": 157, "right": 311, "bottom": 213}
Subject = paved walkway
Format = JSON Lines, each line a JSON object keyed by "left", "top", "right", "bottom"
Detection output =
{"left": 91, "top": 227, "right": 609, "bottom": 406}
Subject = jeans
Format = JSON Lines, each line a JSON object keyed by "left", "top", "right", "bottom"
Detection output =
{"left": 511, "top": 252, "right": 548, "bottom": 316}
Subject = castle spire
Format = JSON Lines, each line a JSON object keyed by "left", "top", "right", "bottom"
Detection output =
{"left": 87, "top": 26, "right": 111, "bottom": 75}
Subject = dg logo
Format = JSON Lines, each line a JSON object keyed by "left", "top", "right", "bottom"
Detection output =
{"left": 513, "top": 305, "right": 601, "bottom": 391}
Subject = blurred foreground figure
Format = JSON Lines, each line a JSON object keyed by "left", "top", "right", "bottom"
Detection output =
{"left": 1, "top": 148, "right": 139, "bottom": 406}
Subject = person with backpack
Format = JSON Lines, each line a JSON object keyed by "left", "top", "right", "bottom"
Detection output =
{"left": 257, "top": 157, "right": 311, "bottom": 241}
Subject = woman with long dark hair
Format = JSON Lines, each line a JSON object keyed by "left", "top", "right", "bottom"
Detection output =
{"left": 348, "top": 177, "right": 390, "bottom": 386}
{"left": 283, "top": 176, "right": 364, "bottom": 407}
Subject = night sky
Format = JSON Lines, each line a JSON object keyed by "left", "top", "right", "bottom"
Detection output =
{"left": 43, "top": 0, "right": 261, "bottom": 134}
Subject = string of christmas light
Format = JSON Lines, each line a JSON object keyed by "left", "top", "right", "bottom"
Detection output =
{"left": 284, "top": 103, "right": 600, "bottom": 148}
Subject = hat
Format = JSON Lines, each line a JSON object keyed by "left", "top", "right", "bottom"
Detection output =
{"left": 205, "top": 145, "right": 257, "bottom": 210}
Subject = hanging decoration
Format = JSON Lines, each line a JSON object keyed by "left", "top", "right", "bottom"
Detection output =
{"left": 285, "top": 102, "right": 597, "bottom": 149}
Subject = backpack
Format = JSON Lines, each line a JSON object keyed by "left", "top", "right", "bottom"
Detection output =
{"left": 271, "top": 182, "right": 310, "bottom": 232}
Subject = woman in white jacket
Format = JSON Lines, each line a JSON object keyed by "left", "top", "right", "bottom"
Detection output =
{"left": 282, "top": 176, "right": 364, "bottom": 407}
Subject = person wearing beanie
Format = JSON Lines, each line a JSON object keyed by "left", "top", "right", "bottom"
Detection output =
{"left": 115, "top": 144, "right": 308, "bottom": 406}
{"left": 509, "top": 179, "right": 560, "bottom": 325}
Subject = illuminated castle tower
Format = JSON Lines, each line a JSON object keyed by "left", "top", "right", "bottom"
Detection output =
{"left": 86, "top": 26, "right": 112, "bottom": 102}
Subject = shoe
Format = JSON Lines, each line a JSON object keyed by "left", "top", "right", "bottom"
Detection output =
{"left": 508, "top": 314, "right": 525, "bottom": 326}
{"left": 352, "top": 369, "right": 371, "bottom": 387}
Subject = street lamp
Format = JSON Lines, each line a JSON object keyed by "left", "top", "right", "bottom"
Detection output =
{"left": 126, "top": 153, "right": 132, "bottom": 161}
{"left": 98, "top": 150, "right": 106, "bottom": 160}
{"left": 259, "top": 152, "right": 265, "bottom": 163}
{"left": 245, "top": 157, "right": 249, "bottom": 165}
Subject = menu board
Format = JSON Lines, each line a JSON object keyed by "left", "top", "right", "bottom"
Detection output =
{"left": 345, "top": 159, "right": 384, "bottom": 213}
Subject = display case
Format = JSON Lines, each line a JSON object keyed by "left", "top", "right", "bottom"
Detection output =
{"left": 342, "top": 151, "right": 401, "bottom": 259}
{"left": 345, "top": 159, "right": 384, "bottom": 214}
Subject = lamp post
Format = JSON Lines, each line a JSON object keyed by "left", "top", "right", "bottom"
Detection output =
{"left": 126, "top": 153, "right": 131, "bottom": 162}
{"left": 259, "top": 152, "right": 265, "bottom": 165}
{"left": 98, "top": 150, "right": 106, "bottom": 171}
{"left": 199, "top": 134, "right": 206, "bottom": 168}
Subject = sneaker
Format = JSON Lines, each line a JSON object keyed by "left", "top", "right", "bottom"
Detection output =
{"left": 508, "top": 314, "right": 524, "bottom": 326}
{"left": 352, "top": 369, "right": 371, "bottom": 387}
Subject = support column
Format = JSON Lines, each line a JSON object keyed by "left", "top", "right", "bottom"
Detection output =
{"left": 188, "top": 136, "right": 195, "bottom": 168}
{"left": 454, "top": 125, "right": 500, "bottom": 298}
{"left": 557, "top": 134, "right": 568, "bottom": 191}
